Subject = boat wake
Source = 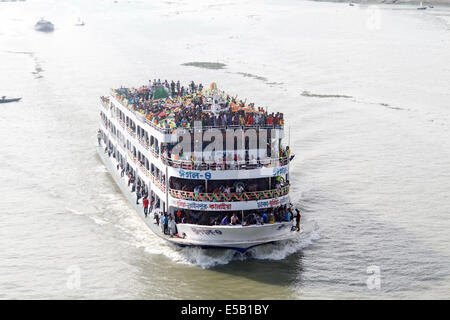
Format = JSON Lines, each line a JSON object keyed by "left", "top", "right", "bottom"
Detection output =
{"left": 3, "top": 50, "right": 44, "bottom": 79}
{"left": 248, "top": 225, "right": 320, "bottom": 261}
{"left": 147, "top": 222, "right": 320, "bottom": 269}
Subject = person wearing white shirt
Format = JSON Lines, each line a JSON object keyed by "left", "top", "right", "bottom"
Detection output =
{"left": 159, "top": 211, "right": 165, "bottom": 233}
{"left": 236, "top": 184, "right": 244, "bottom": 194}
{"left": 168, "top": 216, "right": 177, "bottom": 236}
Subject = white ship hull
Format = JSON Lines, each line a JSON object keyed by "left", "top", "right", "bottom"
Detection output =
{"left": 96, "top": 145, "right": 297, "bottom": 252}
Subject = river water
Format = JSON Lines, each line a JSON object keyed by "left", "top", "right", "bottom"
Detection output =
{"left": 1, "top": 0, "right": 450, "bottom": 299}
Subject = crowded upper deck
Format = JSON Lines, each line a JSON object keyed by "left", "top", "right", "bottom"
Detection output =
{"left": 108, "top": 79, "right": 285, "bottom": 133}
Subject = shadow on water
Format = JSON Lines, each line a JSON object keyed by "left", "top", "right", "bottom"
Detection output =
{"left": 130, "top": 242, "right": 307, "bottom": 299}
{"left": 208, "top": 249, "right": 305, "bottom": 287}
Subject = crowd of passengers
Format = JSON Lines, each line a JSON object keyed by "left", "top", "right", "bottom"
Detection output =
{"left": 113, "top": 79, "right": 285, "bottom": 130}
{"left": 171, "top": 205, "right": 299, "bottom": 225}
{"left": 170, "top": 177, "right": 289, "bottom": 196}
{"left": 154, "top": 206, "right": 302, "bottom": 236}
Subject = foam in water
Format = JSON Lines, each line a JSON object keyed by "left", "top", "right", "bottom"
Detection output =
{"left": 153, "top": 246, "right": 239, "bottom": 269}
{"left": 91, "top": 217, "right": 109, "bottom": 225}
{"left": 65, "top": 207, "right": 85, "bottom": 215}
{"left": 134, "top": 222, "right": 321, "bottom": 269}
{"left": 66, "top": 206, "right": 110, "bottom": 225}
{"left": 249, "top": 228, "right": 320, "bottom": 261}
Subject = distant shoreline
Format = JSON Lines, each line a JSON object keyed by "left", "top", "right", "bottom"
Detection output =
{"left": 310, "top": 0, "right": 450, "bottom": 6}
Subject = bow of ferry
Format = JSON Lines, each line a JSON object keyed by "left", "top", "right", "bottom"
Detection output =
{"left": 97, "top": 84, "right": 297, "bottom": 252}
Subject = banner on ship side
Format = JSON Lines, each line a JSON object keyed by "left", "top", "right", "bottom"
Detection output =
{"left": 168, "top": 166, "right": 289, "bottom": 180}
{"left": 169, "top": 195, "right": 289, "bottom": 211}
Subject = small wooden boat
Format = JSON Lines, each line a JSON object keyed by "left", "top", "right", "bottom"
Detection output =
{"left": 0, "top": 97, "right": 22, "bottom": 103}
{"left": 75, "top": 17, "right": 85, "bottom": 26}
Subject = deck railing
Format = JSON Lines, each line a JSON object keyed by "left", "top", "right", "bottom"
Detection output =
{"left": 137, "top": 136, "right": 150, "bottom": 150}
{"left": 118, "top": 118, "right": 125, "bottom": 129}
{"left": 151, "top": 174, "right": 166, "bottom": 192}
{"left": 128, "top": 151, "right": 137, "bottom": 164}
{"left": 127, "top": 126, "right": 136, "bottom": 138}
{"left": 137, "top": 161, "right": 150, "bottom": 177}
{"left": 169, "top": 185, "right": 290, "bottom": 202}
{"left": 160, "top": 156, "right": 289, "bottom": 171}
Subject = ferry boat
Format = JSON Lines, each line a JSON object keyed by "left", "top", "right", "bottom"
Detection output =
{"left": 34, "top": 19, "right": 54, "bottom": 32}
{"left": 96, "top": 81, "right": 299, "bottom": 252}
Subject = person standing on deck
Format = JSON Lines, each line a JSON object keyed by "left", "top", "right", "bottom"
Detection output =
{"left": 154, "top": 210, "right": 160, "bottom": 226}
{"left": 159, "top": 211, "right": 165, "bottom": 232}
{"left": 97, "top": 130, "right": 102, "bottom": 146}
{"left": 295, "top": 208, "right": 301, "bottom": 232}
{"left": 262, "top": 212, "right": 268, "bottom": 224}
{"left": 284, "top": 210, "right": 291, "bottom": 222}
{"left": 176, "top": 209, "right": 182, "bottom": 223}
{"left": 163, "top": 214, "right": 169, "bottom": 235}
{"left": 268, "top": 212, "right": 275, "bottom": 224}
{"left": 136, "top": 186, "right": 142, "bottom": 204}
{"left": 143, "top": 197, "right": 149, "bottom": 217}
{"left": 168, "top": 216, "right": 177, "bottom": 236}
{"left": 136, "top": 187, "right": 141, "bottom": 204}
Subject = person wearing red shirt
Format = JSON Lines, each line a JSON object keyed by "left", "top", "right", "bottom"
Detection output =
{"left": 143, "top": 197, "right": 149, "bottom": 217}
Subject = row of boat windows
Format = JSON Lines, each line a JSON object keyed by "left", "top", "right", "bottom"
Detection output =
{"left": 170, "top": 176, "right": 288, "bottom": 194}
{"left": 164, "top": 206, "right": 297, "bottom": 226}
